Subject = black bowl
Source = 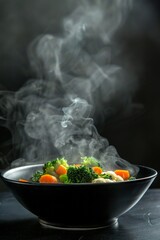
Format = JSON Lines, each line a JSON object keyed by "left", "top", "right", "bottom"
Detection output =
{"left": 0, "top": 164, "right": 157, "bottom": 230}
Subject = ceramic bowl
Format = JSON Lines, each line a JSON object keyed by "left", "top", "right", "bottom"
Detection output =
{"left": 0, "top": 164, "right": 157, "bottom": 230}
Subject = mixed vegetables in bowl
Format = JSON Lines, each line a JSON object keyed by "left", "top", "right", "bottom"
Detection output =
{"left": 19, "top": 157, "right": 136, "bottom": 184}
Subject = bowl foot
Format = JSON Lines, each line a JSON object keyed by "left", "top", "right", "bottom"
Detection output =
{"left": 39, "top": 218, "right": 118, "bottom": 231}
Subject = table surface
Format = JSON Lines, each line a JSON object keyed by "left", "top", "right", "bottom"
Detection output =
{"left": 0, "top": 189, "right": 160, "bottom": 240}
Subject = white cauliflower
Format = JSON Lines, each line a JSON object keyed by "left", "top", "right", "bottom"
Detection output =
{"left": 92, "top": 178, "right": 113, "bottom": 183}
{"left": 102, "top": 171, "right": 124, "bottom": 182}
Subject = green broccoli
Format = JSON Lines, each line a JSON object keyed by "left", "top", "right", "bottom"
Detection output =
{"left": 43, "top": 161, "right": 55, "bottom": 175}
{"left": 31, "top": 170, "right": 43, "bottom": 182}
{"left": 100, "top": 173, "right": 112, "bottom": 180}
{"left": 59, "top": 174, "right": 69, "bottom": 183}
{"left": 43, "top": 157, "right": 68, "bottom": 174}
{"left": 129, "top": 176, "right": 136, "bottom": 181}
{"left": 53, "top": 157, "right": 68, "bottom": 169}
{"left": 67, "top": 165, "right": 98, "bottom": 183}
{"left": 81, "top": 156, "right": 101, "bottom": 168}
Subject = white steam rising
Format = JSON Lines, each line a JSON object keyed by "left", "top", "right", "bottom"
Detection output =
{"left": 28, "top": 0, "right": 136, "bottom": 122}
{"left": 0, "top": 0, "right": 139, "bottom": 175}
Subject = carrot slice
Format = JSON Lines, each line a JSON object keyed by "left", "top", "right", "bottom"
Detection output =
{"left": 92, "top": 166, "right": 103, "bottom": 175}
{"left": 55, "top": 165, "right": 67, "bottom": 175}
{"left": 114, "top": 170, "right": 130, "bottom": 180}
{"left": 39, "top": 174, "right": 58, "bottom": 183}
{"left": 74, "top": 164, "right": 81, "bottom": 167}
{"left": 19, "top": 178, "right": 29, "bottom": 183}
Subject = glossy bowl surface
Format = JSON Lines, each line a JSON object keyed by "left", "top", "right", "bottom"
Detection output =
{"left": 1, "top": 164, "right": 157, "bottom": 230}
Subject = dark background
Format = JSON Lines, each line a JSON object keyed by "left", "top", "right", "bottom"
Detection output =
{"left": 0, "top": 0, "right": 160, "bottom": 188}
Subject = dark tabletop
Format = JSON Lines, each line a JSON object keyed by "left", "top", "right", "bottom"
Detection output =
{"left": 0, "top": 189, "right": 160, "bottom": 240}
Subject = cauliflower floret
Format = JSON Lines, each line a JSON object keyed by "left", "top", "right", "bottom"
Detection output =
{"left": 92, "top": 178, "right": 113, "bottom": 183}
{"left": 114, "top": 175, "right": 124, "bottom": 182}
{"left": 102, "top": 171, "right": 124, "bottom": 182}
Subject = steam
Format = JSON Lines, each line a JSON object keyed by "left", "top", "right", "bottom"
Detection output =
{"left": 28, "top": 0, "right": 136, "bottom": 122}
{"left": 0, "top": 0, "right": 139, "bottom": 175}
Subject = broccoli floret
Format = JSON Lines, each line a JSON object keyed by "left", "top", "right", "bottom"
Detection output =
{"left": 59, "top": 174, "right": 69, "bottom": 183}
{"left": 100, "top": 173, "right": 112, "bottom": 180}
{"left": 43, "top": 161, "right": 54, "bottom": 174}
{"left": 52, "top": 157, "right": 68, "bottom": 169}
{"left": 31, "top": 170, "right": 43, "bottom": 182}
{"left": 129, "top": 176, "right": 136, "bottom": 181}
{"left": 67, "top": 165, "right": 98, "bottom": 183}
{"left": 43, "top": 157, "right": 68, "bottom": 174}
{"left": 81, "top": 156, "right": 101, "bottom": 167}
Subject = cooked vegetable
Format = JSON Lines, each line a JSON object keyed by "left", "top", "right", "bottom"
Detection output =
{"left": 81, "top": 156, "right": 101, "bottom": 167}
{"left": 43, "top": 157, "right": 68, "bottom": 174}
{"left": 100, "top": 173, "right": 113, "bottom": 180}
{"left": 67, "top": 165, "right": 98, "bottom": 183}
{"left": 74, "top": 164, "right": 81, "bottom": 167}
{"left": 92, "top": 166, "right": 103, "bottom": 175}
{"left": 31, "top": 170, "right": 43, "bottom": 182}
{"left": 56, "top": 165, "right": 67, "bottom": 175}
{"left": 19, "top": 178, "right": 29, "bottom": 183}
{"left": 92, "top": 178, "right": 113, "bottom": 183}
{"left": 27, "top": 157, "right": 136, "bottom": 184}
{"left": 102, "top": 171, "right": 124, "bottom": 182}
{"left": 59, "top": 174, "right": 69, "bottom": 183}
{"left": 114, "top": 170, "right": 130, "bottom": 180}
{"left": 129, "top": 176, "right": 136, "bottom": 181}
{"left": 39, "top": 174, "right": 58, "bottom": 183}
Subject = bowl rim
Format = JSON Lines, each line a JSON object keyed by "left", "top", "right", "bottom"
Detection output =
{"left": 0, "top": 164, "right": 158, "bottom": 186}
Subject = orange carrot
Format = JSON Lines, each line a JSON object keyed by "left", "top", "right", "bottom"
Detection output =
{"left": 114, "top": 169, "right": 130, "bottom": 180}
{"left": 92, "top": 166, "right": 103, "bottom": 175}
{"left": 55, "top": 164, "right": 67, "bottom": 175}
{"left": 74, "top": 164, "right": 81, "bottom": 167}
{"left": 39, "top": 174, "right": 58, "bottom": 183}
{"left": 19, "top": 178, "right": 29, "bottom": 183}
